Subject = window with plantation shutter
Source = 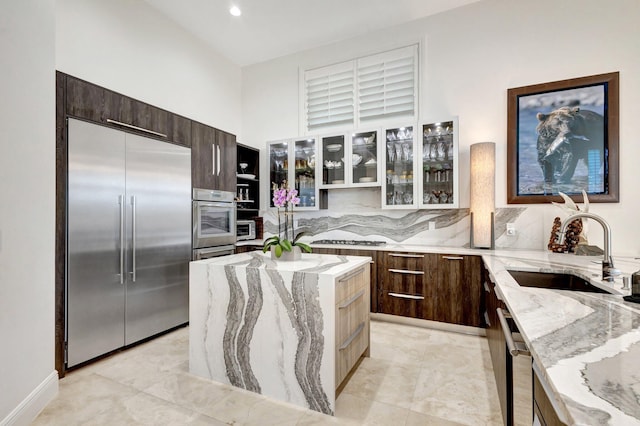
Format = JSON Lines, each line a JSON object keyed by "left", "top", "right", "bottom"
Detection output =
{"left": 358, "top": 45, "right": 417, "bottom": 122}
{"left": 305, "top": 61, "right": 355, "bottom": 131}
{"left": 303, "top": 45, "right": 418, "bottom": 132}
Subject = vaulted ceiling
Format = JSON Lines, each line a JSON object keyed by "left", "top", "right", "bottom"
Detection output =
{"left": 143, "top": 0, "right": 482, "bottom": 66}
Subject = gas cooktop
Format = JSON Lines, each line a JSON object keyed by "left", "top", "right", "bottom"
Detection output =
{"left": 311, "top": 239, "right": 387, "bottom": 246}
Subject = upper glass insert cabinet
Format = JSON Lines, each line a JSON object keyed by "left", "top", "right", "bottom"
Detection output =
{"left": 418, "top": 118, "right": 458, "bottom": 208}
{"left": 382, "top": 124, "right": 417, "bottom": 209}
{"left": 319, "top": 129, "right": 381, "bottom": 188}
{"left": 267, "top": 137, "right": 319, "bottom": 210}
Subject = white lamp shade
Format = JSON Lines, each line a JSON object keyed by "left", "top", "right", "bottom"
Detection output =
{"left": 470, "top": 142, "right": 496, "bottom": 248}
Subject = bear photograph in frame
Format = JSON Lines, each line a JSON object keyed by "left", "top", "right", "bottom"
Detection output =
{"left": 507, "top": 72, "right": 619, "bottom": 204}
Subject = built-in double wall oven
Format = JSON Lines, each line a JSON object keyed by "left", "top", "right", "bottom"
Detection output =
{"left": 192, "top": 188, "right": 236, "bottom": 260}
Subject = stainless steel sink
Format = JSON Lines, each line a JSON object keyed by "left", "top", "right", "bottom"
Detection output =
{"left": 507, "top": 270, "right": 611, "bottom": 294}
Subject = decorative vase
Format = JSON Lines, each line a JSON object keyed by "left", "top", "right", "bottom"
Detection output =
{"left": 271, "top": 245, "right": 302, "bottom": 261}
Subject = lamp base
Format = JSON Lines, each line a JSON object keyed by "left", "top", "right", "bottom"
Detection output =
{"left": 469, "top": 212, "right": 495, "bottom": 249}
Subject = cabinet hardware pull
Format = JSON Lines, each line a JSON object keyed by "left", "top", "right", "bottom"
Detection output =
{"left": 211, "top": 143, "right": 216, "bottom": 175}
{"left": 388, "top": 292, "right": 424, "bottom": 300}
{"left": 442, "top": 256, "right": 464, "bottom": 260}
{"left": 339, "top": 322, "right": 365, "bottom": 350}
{"left": 217, "top": 145, "right": 221, "bottom": 176}
{"left": 338, "top": 289, "right": 365, "bottom": 309}
{"left": 131, "top": 196, "right": 137, "bottom": 283}
{"left": 389, "top": 253, "right": 424, "bottom": 258}
{"left": 388, "top": 268, "right": 424, "bottom": 275}
{"left": 119, "top": 195, "right": 125, "bottom": 284}
{"left": 483, "top": 281, "right": 491, "bottom": 293}
{"left": 106, "top": 119, "right": 167, "bottom": 138}
{"left": 497, "top": 308, "right": 530, "bottom": 357}
{"left": 484, "top": 311, "right": 491, "bottom": 327}
{"left": 338, "top": 267, "right": 365, "bottom": 283}
{"left": 495, "top": 285, "right": 504, "bottom": 301}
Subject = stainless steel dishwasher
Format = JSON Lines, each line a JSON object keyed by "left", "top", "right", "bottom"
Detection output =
{"left": 497, "top": 307, "right": 533, "bottom": 426}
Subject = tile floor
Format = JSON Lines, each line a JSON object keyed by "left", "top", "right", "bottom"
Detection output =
{"left": 33, "top": 320, "right": 507, "bottom": 425}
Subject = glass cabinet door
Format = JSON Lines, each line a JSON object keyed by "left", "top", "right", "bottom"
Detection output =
{"left": 382, "top": 125, "right": 416, "bottom": 208}
{"left": 268, "top": 140, "right": 289, "bottom": 207}
{"left": 293, "top": 137, "right": 318, "bottom": 209}
{"left": 320, "top": 134, "right": 347, "bottom": 187}
{"left": 419, "top": 119, "right": 458, "bottom": 208}
{"left": 351, "top": 129, "right": 380, "bottom": 186}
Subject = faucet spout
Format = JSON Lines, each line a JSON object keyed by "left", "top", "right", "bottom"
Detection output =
{"left": 557, "top": 212, "right": 617, "bottom": 281}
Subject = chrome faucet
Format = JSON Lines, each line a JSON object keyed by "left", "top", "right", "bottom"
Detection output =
{"left": 557, "top": 212, "right": 619, "bottom": 282}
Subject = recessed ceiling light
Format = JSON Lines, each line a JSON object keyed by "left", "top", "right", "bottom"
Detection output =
{"left": 229, "top": 5, "right": 241, "bottom": 16}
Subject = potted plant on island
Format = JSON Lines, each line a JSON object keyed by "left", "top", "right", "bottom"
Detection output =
{"left": 263, "top": 187, "right": 312, "bottom": 260}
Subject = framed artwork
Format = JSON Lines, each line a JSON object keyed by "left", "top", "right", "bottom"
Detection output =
{"left": 507, "top": 72, "right": 619, "bottom": 204}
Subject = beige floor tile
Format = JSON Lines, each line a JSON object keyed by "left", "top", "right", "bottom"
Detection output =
{"left": 411, "top": 368, "right": 502, "bottom": 425}
{"left": 31, "top": 373, "right": 140, "bottom": 426}
{"left": 34, "top": 321, "right": 506, "bottom": 426}
{"left": 405, "top": 410, "right": 468, "bottom": 426}
{"left": 335, "top": 393, "right": 410, "bottom": 425}
{"left": 340, "top": 357, "right": 419, "bottom": 409}
{"left": 141, "top": 370, "right": 234, "bottom": 415}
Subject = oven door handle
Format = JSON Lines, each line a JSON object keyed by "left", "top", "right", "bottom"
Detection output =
{"left": 197, "top": 201, "right": 235, "bottom": 209}
{"left": 195, "top": 245, "right": 235, "bottom": 260}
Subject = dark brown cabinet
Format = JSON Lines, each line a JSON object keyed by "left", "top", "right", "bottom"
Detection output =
{"left": 484, "top": 265, "right": 509, "bottom": 426}
{"left": 377, "top": 251, "right": 436, "bottom": 319}
{"left": 191, "top": 121, "right": 236, "bottom": 191}
{"left": 534, "top": 371, "right": 566, "bottom": 426}
{"left": 65, "top": 74, "right": 191, "bottom": 147}
{"left": 434, "top": 254, "right": 483, "bottom": 327}
{"left": 376, "top": 251, "right": 482, "bottom": 327}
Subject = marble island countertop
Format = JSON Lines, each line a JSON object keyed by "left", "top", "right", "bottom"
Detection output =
{"left": 236, "top": 240, "right": 640, "bottom": 423}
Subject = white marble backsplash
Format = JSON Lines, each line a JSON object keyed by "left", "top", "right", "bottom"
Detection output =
{"left": 262, "top": 204, "right": 546, "bottom": 249}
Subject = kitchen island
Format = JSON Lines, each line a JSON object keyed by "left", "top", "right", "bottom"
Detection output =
{"left": 189, "top": 251, "right": 371, "bottom": 415}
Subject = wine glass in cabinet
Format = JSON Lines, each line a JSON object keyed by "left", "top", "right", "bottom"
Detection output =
{"left": 268, "top": 140, "right": 289, "bottom": 208}
{"left": 418, "top": 118, "right": 459, "bottom": 208}
{"left": 382, "top": 124, "right": 417, "bottom": 209}
{"left": 267, "top": 138, "right": 320, "bottom": 210}
{"left": 292, "top": 137, "right": 319, "bottom": 209}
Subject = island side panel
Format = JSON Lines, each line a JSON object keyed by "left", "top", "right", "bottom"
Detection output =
{"left": 189, "top": 254, "right": 338, "bottom": 415}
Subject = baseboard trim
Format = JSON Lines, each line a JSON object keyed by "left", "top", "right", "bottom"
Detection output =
{"left": 0, "top": 370, "right": 58, "bottom": 426}
{"left": 370, "top": 313, "right": 487, "bottom": 337}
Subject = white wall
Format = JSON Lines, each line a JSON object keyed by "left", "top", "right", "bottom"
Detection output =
{"left": 56, "top": 0, "right": 242, "bottom": 136}
{"left": 242, "top": 0, "right": 640, "bottom": 256}
{"left": 0, "top": 1, "right": 58, "bottom": 424}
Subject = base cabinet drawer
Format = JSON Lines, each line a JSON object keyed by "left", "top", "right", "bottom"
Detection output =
{"left": 377, "top": 251, "right": 435, "bottom": 319}
{"left": 336, "top": 319, "right": 368, "bottom": 385}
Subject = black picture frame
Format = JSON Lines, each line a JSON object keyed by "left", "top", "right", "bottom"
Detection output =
{"left": 507, "top": 72, "right": 619, "bottom": 204}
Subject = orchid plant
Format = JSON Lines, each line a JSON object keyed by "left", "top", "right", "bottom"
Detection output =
{"left": 263, "top": 187, "right": 312, "bottom": 258}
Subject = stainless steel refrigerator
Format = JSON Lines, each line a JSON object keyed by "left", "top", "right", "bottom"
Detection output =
{"left": 66, "top": 118, "right": 191, "bottom": 367}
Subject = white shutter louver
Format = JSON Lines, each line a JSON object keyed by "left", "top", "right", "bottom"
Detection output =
{"left": 357, "top": 45, "right": 417, "bottom": 122}
{"left": 302, "top": 44, "right": 418, "bottom": 132}
{"left": 305, "top": 62, "right": 355, "bottom": 131}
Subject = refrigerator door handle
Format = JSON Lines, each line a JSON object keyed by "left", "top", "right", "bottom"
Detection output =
{"left": 119, "top": 195, "right": 125, "bottom": 284}
{"left": 131, "top": 195, "right": 137, "bottom": 282}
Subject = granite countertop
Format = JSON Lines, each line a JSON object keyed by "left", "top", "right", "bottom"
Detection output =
{"left": 235, "top": 240, "right": 640, "bottom": 423}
